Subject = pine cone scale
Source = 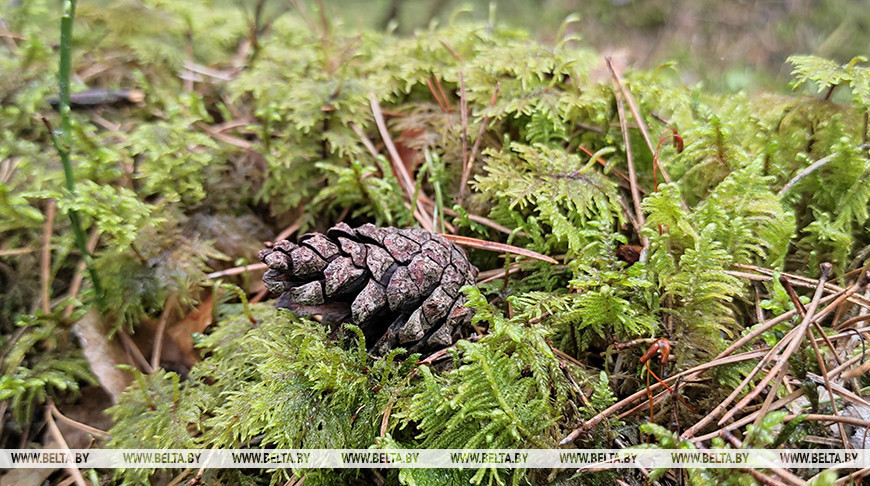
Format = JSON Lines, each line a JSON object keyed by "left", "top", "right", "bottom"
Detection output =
{"left": 323, "top": 257, "right": 366, "bottom": 297}
{"left": 364, "top": 244, "right": 395, "bottom": 284}
{"left": 260, "top": 224, "right": 478, "bottom": 354}
{"left": 383, "top": 233, "right": 420, "bottom": 263}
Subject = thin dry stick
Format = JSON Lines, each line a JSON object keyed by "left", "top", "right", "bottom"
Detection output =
{"left": 750, "top": 364, "right": 788, "bottom": 430}
{"left": 732, "top": 263, "right": 870, "bottom": 310}
{"left": 49, "top": 400, "right": 109, "bottom": 439}
{"left": 682, "top": 324, "right": 798, "bottom": 438}
{"left": 681, "top": 285, "right": 860, "bottom": 439}
{"left": 433, "top": 76, "right": 450, "bottom": 111}
{"left": 719, "top": 264, "right": 832, "bottom": 425}
{"left": 350, "top": 121, "right": 380, "bottom": 159}
{"left": 459, "top": 71, "right": 468, "bottom": 187}
{"left": 356, "top": 117, "right": 439, "bottom": 232}
{"left": 150, "top": 294, "right": 176, "bottom": 370}
{"left": 778, "top": 153, "right": 838, "bottom": 196}
{"left": 718, "top": 299, "right": 816, "bottom": 357}
{"left": 781, "top": 276, "right": 843, "bottom": 367}
{"left": 836, "top": 313, "right": 870, "bottom": 331}
{"left": 477, "top": 265, "right": 523, "bottom": 284}
{"left": 807, "top": 326, "right": 850, "bottom": 448}
{"left": 459, "top": 81, "right": 499, "bottom": 200}
{"left": 788, "top": 413, "right": 870, "bottom": 428}
{"left": 206, "top": 263, "right": 267, "bottom": 280}
{"left": 41, "top": 199, "right": 56, "bottom": 313}
{"left": 610, "top": 68, "right": 647, "bottom": 248}
{"left": 682, "top": 290, "right": 844, "bottom": 438}
{"left": 275, "top": 215, "right": 305, "bottom": 242}
{"left": 719, "top": 266, "right": 866, "bottom": 366}
{"left": 425, "top": 77, "right": 449, "bottom": 112}
{"left": 440, "top": 205, "right": 515, "bottom": 235}
{"left": 560, "top": 349, "right": 769, "bottom": 444}
{"left": 0, "top": 247, "right": 34, "bottom": 256}
{"left": 718, "top": 431, "right": 805, "bottom": 486}
{"left": 369, "top": 94, "right": 416, "bottom": 197}
{"left": 828, "top": 350, "right": 868, "bottom": 380}
{"left": 835, "top": 466, "right": 870, "bottom": 485}
{"left": 692, "top": 389, "right": 805, "bottom": 443}
{"left": 45, "top": 404, "right": 87, "bottom": 486}
{"left": 369, "top": 94, "right": 434, "bottom": 231}
{"left": 440, "top": 234, "right": 558, "bottom": 264}
{"left": 63, "top": 227, "right": 100, "bottom": 318}
{"left": 694, "top": 351, "right": 870, "bottom": 443}
{"left": 118, "top": 330, "right": 154, "bottom": 374}
{"left": 380, "top": 399, "right": 394, "bottom": 437}
{"left": 605, "top": 58, "right": 675, "bottom": 185}
{"left": 805, "top": 373, "right": 870, "bottom": 408}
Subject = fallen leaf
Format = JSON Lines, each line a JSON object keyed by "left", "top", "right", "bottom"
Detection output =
{"left": 166, "top": 295, "right": 214, "bottom": 366}
{"left": 72, "top": 309, "right": 133, "bottom": 404}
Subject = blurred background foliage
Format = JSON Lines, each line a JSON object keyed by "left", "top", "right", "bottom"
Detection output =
{"left": 312, "top": 0, "right": 870, "bottom": 92}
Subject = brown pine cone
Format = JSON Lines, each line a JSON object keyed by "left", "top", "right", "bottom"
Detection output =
{"left": 258, "top": 223, "right": 478, "bottom": 355}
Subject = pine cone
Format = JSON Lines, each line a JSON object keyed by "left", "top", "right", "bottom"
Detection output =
{"left": 259, "top": 223, "right": 478, "bottom": 355}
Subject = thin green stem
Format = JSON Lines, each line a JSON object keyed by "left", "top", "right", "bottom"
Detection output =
{"left": 57, "top": 0, "right": 105, "bottom": 309}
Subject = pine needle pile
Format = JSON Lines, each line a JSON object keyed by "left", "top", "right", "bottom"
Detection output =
{"left": 2, "top": 1, "right": 870, "bottom": 485}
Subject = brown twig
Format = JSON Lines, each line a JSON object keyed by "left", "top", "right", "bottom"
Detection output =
{"left": 369, "top": 94, "right": 416, "bottom": 197}
{"left": 433, "top": 76, "right": 450, "bottom": 112}
{"left": 0, "top": 247, "right": 34, "bottom": 256}
{"left": 380, "top": 398, "right": 394, "bottom": 437}
{"left": 41, "top": 199, "right": 56, "bottom": 313}
{"left": 608, "top": 58, "right": 647, "bottom": 249}
{"left": 560, "top": 349, "right": 769, "bottom": 444}
{"left": 150, "top": 294, "right": 176, "bottom": 370}
{"left": 440, "top": 234, "right": 557, "bottom": 264}
{"left": 718, "top": 431, "right": 805, "bottom": 486}
{"left": 205, "top": 263, "right": 267, "bottom": 280}
{"left": 605, "top": 57, "right": 674, "bottom": 185}
{"left": 778, "top": 153, "right": 838, "bottom": 196}
{"left": 781, "top": 276, "right": 843, "bottom": 367}
{"left": 417, "top": 347, "right": 453, "bottom": 367}
{"left": 275, "top": 216, "right": 305, "bottom": 242}
{"left": 682, "top": 318, "right": 802, "bottom": 439}
{"left": 835, "top": 313, "right": 870, "bottom": 332}
{"left": 45, "top": 403, "right": 87, "bottom": 486}
{"left": 48, "top": 400, "right": 109, "bottom": 439}
{"left": 576, "top": 144, "right": 633, "bottom": 187}
{"left": 718, "top": 292, "right": 840, "bottom": 359}
{"left": 477, "top": 265, "right": 524, "bottom": 284}
{"left": 439, "top": 205, "right": 516, "bottom": 235}
{"left": 195, "top": 121, "right": 251, "bottom": 149}
{"left": 459, "top": 71, "right": 468, "bottom": 187}
{"left": 806, "top": 326, "right": 850, "bottom": 448}
{"left": 369, "top": 94, "right": 434, "bottom": 231}
{"left": 460, "top": 81, "right": 499, "bottom": 201}
{"left": 749, "top": 364, "right": 788, "bottom": 431}
{"left": 424, "top": 77, "right": 450, "bottom": 112}
{"left": 835, "top": 466, "right": 870, "bottom": 485}
{"left": 694, "top": 348, "right": 870, "bottom": 444}
{"left": 730, "top": 263, "right": 870, "bottom": 310}
{"left": 692, "top": 389, "right": 804, "bottom": 443}
{"left": 63, "top": 227, "right": 100, "bottom": 318}
{"left": 718, "top": 263, "right": 832, "bottom": 425}
{"left": 805, "top": 373, "right": 870, "bottom": 408}
{"left": 118, "top": 330, "right": 153, "bottom": 374}
{"left": 350, "top": 121, "right": 381, "bottom": 161}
